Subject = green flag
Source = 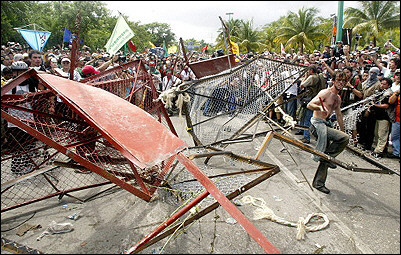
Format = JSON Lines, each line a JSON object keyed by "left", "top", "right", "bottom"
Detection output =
{"left": 162, "top": 40, "right": 168, "bottom": 57}
{"left": 105, "top": 15, "right": 135, "bottom": 56}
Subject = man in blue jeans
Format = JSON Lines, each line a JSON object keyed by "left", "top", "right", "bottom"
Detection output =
{"left": 307, "top": 70, "right": 349, "bottom": 194}
{"left": 297, "top": 65, "right": 321, "bottom": 144}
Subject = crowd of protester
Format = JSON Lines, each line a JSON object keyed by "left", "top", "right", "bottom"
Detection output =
{"left": 1, "top": 38, "right": 400, "bottom": 160}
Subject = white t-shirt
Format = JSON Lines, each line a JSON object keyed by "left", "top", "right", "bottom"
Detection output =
{"left": 161, "top": 75, "right": 181, "bottom": 91}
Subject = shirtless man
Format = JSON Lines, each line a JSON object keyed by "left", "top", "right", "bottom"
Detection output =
{"left": 307, "top": 70, "right": 349, "bottom": 194}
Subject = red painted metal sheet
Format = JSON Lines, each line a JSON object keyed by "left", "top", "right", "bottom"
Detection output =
{"left": 189, "top": 54, "right": 236, "bottom": 78}
{"left": 37, "top": 73, "right": 187, "bottom": 169}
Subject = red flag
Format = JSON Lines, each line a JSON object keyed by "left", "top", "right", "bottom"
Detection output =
{"left": 128, "top": 40, "right": 137, "bottom": 52}
{"left": 202, "top": 43, "right": 209, "bottom": 52}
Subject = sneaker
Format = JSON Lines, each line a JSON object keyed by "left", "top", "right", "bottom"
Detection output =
{"left": 371, "top": 152, "right": 383, "bottom": 159}
{"left": 300, "top": 138, "right": 310, "bottom": 144}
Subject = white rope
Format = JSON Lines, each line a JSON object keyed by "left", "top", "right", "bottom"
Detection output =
{"left": 156, "top": 84, "right": 191, "bottom": 117}
{"left": 241, "top": 195, "right": 329, "bottom": 240}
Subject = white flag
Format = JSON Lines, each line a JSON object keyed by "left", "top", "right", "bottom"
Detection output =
{"left": 281, "top": 43, "right": 285, "bottom": 54}
{"left": 105, "top": 15, "right": 135, "bottom": 55}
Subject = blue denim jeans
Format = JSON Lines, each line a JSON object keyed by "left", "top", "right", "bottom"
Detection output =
{"left": 300, "top": 108, "right": 313, "bottom": 141}
{"left": 284, "top": 94, "right": 297, "bottom": 119}
{"left": 392, "top": 122, "right": 400, "bottom": 157}
{"left": 310, "top": 117, "right": 349, "bottom": 188}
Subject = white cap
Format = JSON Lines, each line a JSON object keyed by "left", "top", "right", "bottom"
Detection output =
{"left": 61, "top": 58, "right": 71, "bottom": 63}
{"left": 14, "top": 53, "right": 23, "bottom": 62}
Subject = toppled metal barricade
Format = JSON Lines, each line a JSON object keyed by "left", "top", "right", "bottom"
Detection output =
{"left": 1, "top": 69, "right": 282, "bottom": 253}
{"left": 1, "top": 69, "right": 184, "bottom": 211}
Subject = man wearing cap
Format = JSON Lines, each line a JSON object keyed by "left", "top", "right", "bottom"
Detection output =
{"left": 55, "top": 57, "right": 81, "bottom": 81}
{"left": 81, "top": 65, "right": 100, "bottom": 78}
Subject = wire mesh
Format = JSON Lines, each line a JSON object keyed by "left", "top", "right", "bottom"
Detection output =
{"left": 1, "top": 69, "right": 175, "bottom": 211}
{"left": 184, "top": 57, "right": 306, "bottom": 146}
{"left": 158, "top": 146, "right": 279, "bottom": 209}
{"left": 332, "top": 89, "right": 387, "bottom": 145}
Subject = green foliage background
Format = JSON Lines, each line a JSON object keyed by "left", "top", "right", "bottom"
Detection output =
{"left": 1, "top": 1, "right": 399, "bottom": 54}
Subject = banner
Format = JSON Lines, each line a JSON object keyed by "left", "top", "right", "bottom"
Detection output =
{"left": 281, "top": 43, "right": 285, "bottom": 54}
{"left": 63, "top": 28, "right": 73, "bottom": 43}
{"left": 149, "top": 41, "right": 156, "bottom": 48}
{"left": 15, "top": 28, "right": 51, "bottom": 52}
{"left": 162, "top": 40, "right": 168, "bottom": 57}
{"left": 105, "top": 15, "right": 135, "bottom": 56}
{"left": 168, "top": 45, "right": 177, "bottom": 54}
{"left": 202, "top": 43, "right": 209, "bottom": 52}
{"left": 230, "top": 40, "right": 239, "bottom": 56}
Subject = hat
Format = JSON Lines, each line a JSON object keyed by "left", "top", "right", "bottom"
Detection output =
{"left": 13, "top": 53, "right": 23, "bottom": 62}
{"left": 82, "top": 65, "right": 100, "bottom": 76}
{"left": 61, "top": 58, "right": 71, "bottom": 63}
{"left": 22, "top": 53, "right": 29, "bottom": 58}
{"left": 149, "top": 61, "right": 155, "bottom": 66}
{"left": 369, "top": 67, "right": 380, "bottom": 74}
{"left": 336, "top": 41, "right": 343, "bottom": 44}
{"left": 395, "top": 69, "right": 400, "bottom": 74}
{"left": 50, "top": 58, "right": 58, "bottom": 63}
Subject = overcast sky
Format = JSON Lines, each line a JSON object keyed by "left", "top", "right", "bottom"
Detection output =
{"left": 104, "top": 1, "right": 360, "bottom": 43}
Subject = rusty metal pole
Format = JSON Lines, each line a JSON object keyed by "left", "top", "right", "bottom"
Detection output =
{"left": 124, "top": 189, "right": 210, "bottom": 254}
{"left": 176, "top": 153, "right": 280, "bottom": 254}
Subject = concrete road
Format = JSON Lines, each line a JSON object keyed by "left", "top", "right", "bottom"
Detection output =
{"left": 1, "top": 115, "right": 399, "bottom": 254}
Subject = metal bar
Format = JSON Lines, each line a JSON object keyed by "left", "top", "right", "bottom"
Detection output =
{"left": 345, "top": 145, "right": 399, "bottom": 175}
{"left": 176, "top": 153, "right": 280, "bottom": 254}
{"left": 272, "top": 132, "right": 353, "bottom": 170}
{"left": 131, "top": 168, "right": 279, "bottom": 253}
{"left": 124, "top": 189, "right": 210, "bottom": 254}
{"left": 1, "top": 111, "right": 152, "bottom": 201}
{"left": 2, "top": 181, "right": 111, "bottom": 213}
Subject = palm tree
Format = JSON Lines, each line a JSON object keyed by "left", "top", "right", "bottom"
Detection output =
{"left": 275, "top": 7, "right": 326, "bottom": 53}
{"left": 215, "top": 18, "right": 241, "bottom": 51}
{"left": 235, "top": 19, "right": 263, "bottom": 53}
{"left": 261, "top": 17, "right": 286, "bottom": 53}
{"left": 343, "top": 1, "right": 400, "bottom": 47}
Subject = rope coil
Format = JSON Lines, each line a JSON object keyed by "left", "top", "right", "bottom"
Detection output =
{"left": 156, "top": 84, "right": 191, "bottom": 117}
{"left": 241, "top": 195, "right": 329, "bottom": 240}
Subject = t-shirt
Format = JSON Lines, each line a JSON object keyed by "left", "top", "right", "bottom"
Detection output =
{"left": 339, "top": 75, "right": 362, "bottom": 107}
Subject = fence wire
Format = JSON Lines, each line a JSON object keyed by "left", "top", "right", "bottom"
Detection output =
{"left": 184, "top": 57, "right": 307, "bottom": 146}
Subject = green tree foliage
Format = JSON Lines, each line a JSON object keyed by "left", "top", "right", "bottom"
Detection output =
{"left": 1, "top": 1, "right": 176, "bottom": 53}
{"left": 1, "top": 1, "right": 35, "bottom": 44}
{"left": 343, "top": 1, "right": 400, "bottom": 47}
{"left": 143, "top": 22, "right": 175, "bottom": 48}
{"left": 275, "top": 7, "right": 326, "bottom": 54}
{"left": 2, "top": 1, "right": 399, "bottom": 55}
{"left": 234, "top": 19, "right": 264, "bottom": 53}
